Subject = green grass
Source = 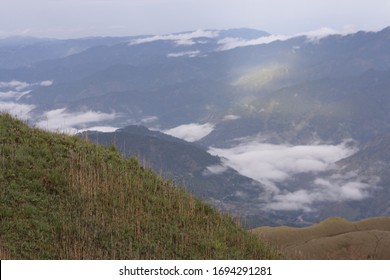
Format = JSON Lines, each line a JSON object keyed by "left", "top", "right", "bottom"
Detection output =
{"left": 0, "top": 113, "right": 280, "bottom": 259}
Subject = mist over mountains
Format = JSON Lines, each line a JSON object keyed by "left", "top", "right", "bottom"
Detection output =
{"left": 2, "top": 27, "right": 390, "bottom": 226}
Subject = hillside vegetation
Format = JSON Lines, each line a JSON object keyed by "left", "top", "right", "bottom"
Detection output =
{"left": 0, "top": 113, "right": 279, "bottom": 259}
{"left": 251, "top": 217, "right": 390, "bottom": 259}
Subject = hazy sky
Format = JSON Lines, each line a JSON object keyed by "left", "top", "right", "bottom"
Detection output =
{"left": 1, "top": 0, "right": 390, "bottom": 38}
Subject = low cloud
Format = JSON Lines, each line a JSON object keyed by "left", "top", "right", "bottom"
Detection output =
{"left": 0, "top": 90, "right": 31, "bottom": 101}
{"left": 266, "top": 174, "right": 372, "bottom": 212}
{"left": 222, "top": 114, "right": 241, "bottom": 121}
{"left": 218, "top": 34, "right": 291, "bottom": 51}
{"left": 203, "top": 164, "right": 229, "bottom": 176}
{"left": 130, "top": 29, "right": 219, "bottom": 46}
{"left": 163, "top": 123, "right": 214, "bottom": 142}
{"left": 0, "top": 80, "right": 53, "bottom": 103}
{"left": 0, "top": 80, "right": 30, "bottom": 91}
{"left": 78, "top": 126, "right": 119, "bottom": 133}
{"left": 209, "top": 140, "right": 356, "bottom": 184}
{"left": 40, "top": 80, "right": 54, "bottom": 87}
{"left": 208, "top": 138, "right": 374, "bottom": 211}
{"left": 141, "top": 116, "right": 159, "bottom": 124}
{"left": 217, "top": 27, "right": 358, "bottom": 51}
{"left": 0, "top": 101, "right": 35, "bottom": 119}
{"left": 298, "top": 26, "right": 357, "bottom": 43}
{"left": 1, "top": 80, "right": 113, "bottom": 133}
{"left": 300, "top": 27, "right": 341, "bottom": 42}
{"left": 0, "top": 80, "right": 54, "bottom": 91}
{"left": 36, "top": 108, "right": 117, "bottom": 133}
{"left": 167, "top": 50, "right": 201, "bottom": 58}
{"left": 0, "top": 80, "right": 55, "bottom": 120}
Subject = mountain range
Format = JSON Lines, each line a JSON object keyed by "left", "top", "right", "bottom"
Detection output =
{"left": 2, "top": 27, "right": 390, "bottom": 226}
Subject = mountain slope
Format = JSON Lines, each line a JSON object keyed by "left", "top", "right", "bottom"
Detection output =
{"left": 0, "top": 113, "right": 279, "bottom": 259}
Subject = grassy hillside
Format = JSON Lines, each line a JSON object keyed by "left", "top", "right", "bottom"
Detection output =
{"left": 0, "top": 113, "right": 279, "bottom": 259}
{"left": 251, "top": 217, "right": 390, "bottom": 259}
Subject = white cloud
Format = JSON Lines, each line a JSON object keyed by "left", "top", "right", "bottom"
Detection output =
{"left": 78, "top": 126, "right": 119, "bottom": 133}
{"left": 266, "top": 190, "right": 315, "bottom": 212}
{"left": 0, "top": 80, "right": 56, "bottom": 121}
{"left": 0, "top": 90, "right": 30, "bottom": 101}
{"left": 208, "top": 138, "right": 374, "bottom": 211}
{"left": 222, "top": 114, "right": 241, "bottom": 121}
{"left": 167, "top": 50, "right": 201, "bottom": 58}
{"left": 204, "top": 164, "right": 229, "bottom": 175}
{"left": 0, "top": 101, "right": 35, "bottom": 119}
{"left": 209, "top": 140, "right": 356, "bottom": 184}
{"left": 314, "top": 178, "right": 370, "bottom": 201}
{"left": 40, "top": 80, "right": 54, "bottom": 87}
{"left": 0, "top": 81, "right": 55, "bottom": 122}
{"left": 300, "top": 27, "right": 341, "bottom": 41}
{"left": 265, "top": 175, "right": 372, "bottom": 212}
{"left": 218, "top": 34, "right": 291, "bottom": 51}
{"left": 36, "top": 108, "right": 117, "bottom": 133}
{"left": 129, "top": 29, "right": 219, "bottom": 46}
{"left": 217, "top": 26, "right": 359, "bottom": 51}
{"left": 0, "top": 80, "right": 54, "bottom": 91}
{"left": 163, "top": 122, "right": 214, "bottom": 142}
{"left": 298, "top": 26, "right": 357, "bottom": 43}
{"left": 0, "top": 80, "right": 30, "bottom": 91}
{"left": 141, "top": 116, "right": 159, "bottom": 124}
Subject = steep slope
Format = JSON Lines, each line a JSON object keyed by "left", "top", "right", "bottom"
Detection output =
{"left": 0, "top": 113, "right": 279, "bottom": 259}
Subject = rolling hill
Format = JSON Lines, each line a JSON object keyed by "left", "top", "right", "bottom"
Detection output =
{"left": 251, "top": 216, "right": 390, "bottom": 259}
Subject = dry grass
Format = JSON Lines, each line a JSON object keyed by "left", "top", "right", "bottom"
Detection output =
{"left": 251, "top": 216, "right": 390, "bottom": 259}
{"left": 0, "top": 244, "right": 10, "bottom": 260}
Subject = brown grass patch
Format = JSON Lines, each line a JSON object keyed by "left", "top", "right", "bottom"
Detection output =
{"left": 251, "top": 217, "right": 390, "bottom": 259}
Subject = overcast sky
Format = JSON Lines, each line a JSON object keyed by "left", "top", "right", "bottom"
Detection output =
{"left": 1, "top": 0, "right": 390, "bottom": 38}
